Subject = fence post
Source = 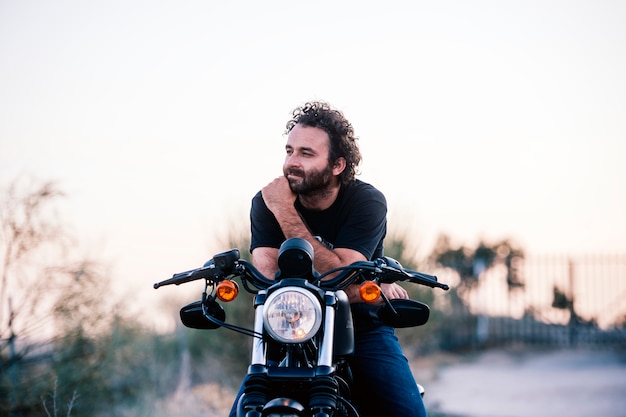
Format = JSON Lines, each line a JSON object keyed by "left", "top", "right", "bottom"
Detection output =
{"left": 568, "top": 259, "right": 578, "bottom": 346}
{"left": 474, "top": 258, "right": 489, "bottom": 346}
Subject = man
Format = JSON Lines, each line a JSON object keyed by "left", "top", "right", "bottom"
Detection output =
{"left": 231, "top": 101, "right": 427, "bottom": 417}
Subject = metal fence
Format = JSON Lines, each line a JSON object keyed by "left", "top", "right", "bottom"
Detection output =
{"left": 437, "top": 254, "right": 626, "bottom": 350}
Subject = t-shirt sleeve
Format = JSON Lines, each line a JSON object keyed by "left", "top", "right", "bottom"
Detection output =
{"left": 249, "top": 191, "right": 285, "bottom": 252}
{"left": 333, "top": 186, "right": 387, "bottom": 260}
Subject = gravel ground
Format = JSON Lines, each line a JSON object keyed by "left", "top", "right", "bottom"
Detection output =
{"left": 413, "top": 347, "right": 626, "bottom": 417}
{"left": 166, "top": 347, "right": 626, "bottom": 417}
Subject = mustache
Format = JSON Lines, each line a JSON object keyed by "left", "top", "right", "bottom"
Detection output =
{"left": 285, "top": 168, "right": 305, "bottom": 177}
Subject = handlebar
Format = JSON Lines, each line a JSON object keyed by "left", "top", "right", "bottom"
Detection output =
{"left": 153, "top": 262, "right": 216, "bottom": 289}
{"left": 154, "top": 253, "right": 449, "bottom": 292}
{"left": 316, "top": 259, "right": 448, "bottom": 291}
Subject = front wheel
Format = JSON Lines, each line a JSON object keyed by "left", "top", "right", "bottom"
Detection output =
{"left": 261, "top": 397, "right": 305, "bottom": 416}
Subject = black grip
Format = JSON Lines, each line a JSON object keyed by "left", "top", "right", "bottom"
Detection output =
{"left": 154, "top": 262, "right": 216, "bottom": 289}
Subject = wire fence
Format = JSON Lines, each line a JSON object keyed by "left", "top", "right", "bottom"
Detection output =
{"left": 437, "top": 254, "right": 626, "bottom": 350}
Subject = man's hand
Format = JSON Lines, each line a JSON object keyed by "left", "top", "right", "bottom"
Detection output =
{"left": 381, "top": 283, "right": 409, "bottom": 300}
{"left": 262, "top": 176, "right": 296, "bottom": 216}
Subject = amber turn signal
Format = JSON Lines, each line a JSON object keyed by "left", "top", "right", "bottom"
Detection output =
{"left": 216, "top": 280, "right": 239, "bottom": 302}
{"left": 359, "top": 281, "right": 381, "bottom": 303}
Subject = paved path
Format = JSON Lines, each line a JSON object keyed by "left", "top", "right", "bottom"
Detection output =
{"left": 417, "top": 348, "right": 626, "bottom": 417}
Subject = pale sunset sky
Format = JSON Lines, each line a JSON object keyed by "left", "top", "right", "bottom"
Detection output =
{"left": 1, "top": 1, "right": 624, "bottom": 318}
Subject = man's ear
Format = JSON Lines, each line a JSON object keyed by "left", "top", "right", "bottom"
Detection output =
{"left": 332, "top": 157, "right": 347, "bottom": 176}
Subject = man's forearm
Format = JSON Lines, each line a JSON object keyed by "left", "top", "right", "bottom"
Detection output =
{"left": 273, "top": 205, "right": 348, "bottom": 273}
{"left": 272, "top": 202, "right": 368, "bottom": 303}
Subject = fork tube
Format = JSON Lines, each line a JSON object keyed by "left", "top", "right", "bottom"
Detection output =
{"left": 251, "top": 304, "right": 265, "bottom": 366}
{"left": 318, "top": 293, "right": 336, "bottom": 367}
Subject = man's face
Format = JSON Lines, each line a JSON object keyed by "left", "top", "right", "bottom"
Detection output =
{"left": 283, "top": 124, "right": 335, "bottom": 195}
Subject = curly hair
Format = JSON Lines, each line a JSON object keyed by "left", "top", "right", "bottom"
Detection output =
{"left": 285, "top": 101, "right": 361, "bottom": 185}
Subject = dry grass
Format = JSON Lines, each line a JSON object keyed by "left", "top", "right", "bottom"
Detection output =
{"left": 154, "top": 383, "right": 236, "bottom": 417}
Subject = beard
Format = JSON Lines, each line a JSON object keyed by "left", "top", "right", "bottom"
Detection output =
{"left": 284, "top": 163, "right": 334, "bottom": 197}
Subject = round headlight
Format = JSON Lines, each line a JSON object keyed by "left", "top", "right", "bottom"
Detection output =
{"left": 263, "top": 287, "right": 322, "bottom": 343}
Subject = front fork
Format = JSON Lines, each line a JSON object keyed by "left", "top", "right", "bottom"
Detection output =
{"left": 240, "top": 291, "right": 342, "bottom": 417}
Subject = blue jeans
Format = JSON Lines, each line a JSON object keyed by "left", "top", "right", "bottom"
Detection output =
{"left": 348, "top": 325, "right": 427, "bottom": 417}
{"left": 228, "top": 325, "right": 426, "bottom": 417}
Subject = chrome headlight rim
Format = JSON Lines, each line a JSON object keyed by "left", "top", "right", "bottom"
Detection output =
{"left": 263, "top": 286, "right": 323, "bottom": 344}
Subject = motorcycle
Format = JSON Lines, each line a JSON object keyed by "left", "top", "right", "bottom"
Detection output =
{"left": 154, "top": 237, "right": 449, "bottom": 417}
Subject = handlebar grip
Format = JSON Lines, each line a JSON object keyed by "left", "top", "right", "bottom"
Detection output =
{"left": 154, "top": 262, "right": 216, "bottom": 289}
{"left": 405, "top": 269, "right": 449, "bottom": 290}
{"left": 405, "top": 269, "right": 438, "bottom": 282}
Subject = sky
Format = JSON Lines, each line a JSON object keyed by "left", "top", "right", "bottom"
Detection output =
{"left": 1, "top": 0, "right": 625, "bottom": 323}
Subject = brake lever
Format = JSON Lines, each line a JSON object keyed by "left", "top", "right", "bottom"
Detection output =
{"left": 404, "top": 269, "right": 449, "bottom": 290}
{"left": 153, "top": 263, "right": 217, "bottom": 289}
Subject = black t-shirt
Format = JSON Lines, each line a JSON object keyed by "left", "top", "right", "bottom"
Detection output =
{"left": 250, "top": 179, "right": 387, "bottom": 260}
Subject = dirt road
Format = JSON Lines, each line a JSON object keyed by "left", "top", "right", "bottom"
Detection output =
{"left": 415, "top": 347, "right": 626, "bottom": 417}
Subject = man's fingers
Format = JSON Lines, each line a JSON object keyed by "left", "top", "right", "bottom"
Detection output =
{"left": 382, "top": 283, "right": 409, "bottom": 300}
